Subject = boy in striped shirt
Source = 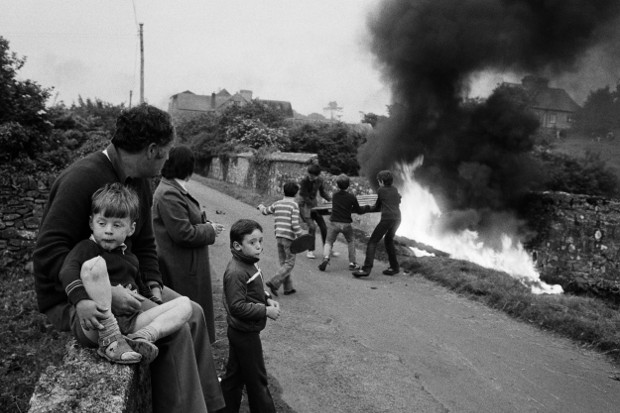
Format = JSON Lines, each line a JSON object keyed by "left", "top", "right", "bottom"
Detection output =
{"left": 258, "top": 182, "right": 303, "bottom": 296}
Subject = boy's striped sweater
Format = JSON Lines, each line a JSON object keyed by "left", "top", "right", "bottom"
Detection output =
{"left": 262, "top": 197, "right": 302, "bottom": 241}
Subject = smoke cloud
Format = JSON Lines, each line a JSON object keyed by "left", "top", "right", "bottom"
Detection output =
{"left": 361, "top": 0, "right": 620, "bottom": 237}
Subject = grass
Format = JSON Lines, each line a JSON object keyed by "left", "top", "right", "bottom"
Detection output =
{"left": 550, "top": 131, "right": 620, "bottom": 182}
{"left": 3, "top": 174, "right": 620, "bottom": 413}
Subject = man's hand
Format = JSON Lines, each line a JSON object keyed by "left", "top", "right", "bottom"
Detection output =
{"left": 111, "top": 284, "right": 143, "bottom": 315}
{"left": 75, "top": 299, "right": 107, "bottom": 331}
{"left": 266, "top": 299, "right": 281, "bottom": 321}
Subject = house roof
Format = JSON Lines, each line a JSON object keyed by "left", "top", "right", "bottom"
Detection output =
{"left": 173, "top": 92, "right": 212, "bottom": 112}
{"left": 529, "top": 88, "right": 581, "bottom": 113}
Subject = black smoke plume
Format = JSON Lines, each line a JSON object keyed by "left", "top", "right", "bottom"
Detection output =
{"left": 361, "top": 0, "right": 620, "bottom": 239}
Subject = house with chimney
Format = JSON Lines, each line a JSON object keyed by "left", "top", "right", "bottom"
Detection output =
{"left": 505, "top": 76, "right": 581, "bottom": 130}
{"left": 168, "top": 89, "right": 294, "bottom": 121}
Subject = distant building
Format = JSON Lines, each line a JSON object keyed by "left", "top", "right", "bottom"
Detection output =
{"left": 505, "top": 76, "right": 581, "bottom": 130}
{"left": 168, "top": 89, "right": 294, "bottom": 121}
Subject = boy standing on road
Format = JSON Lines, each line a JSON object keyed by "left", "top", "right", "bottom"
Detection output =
{"left": 219, "top": 219, "right": 280, "bottom": 413}
{"left": 297, "top": 164, "right": 333, "bottom": 259}
{"left": 318, "top": 174, "right": 368, "bottom": 272}
{"left": 258, "top": 181, "right": 303, "bottom": 296}
{"left": 353, "top": 170, "right": 402, "bottom": 278}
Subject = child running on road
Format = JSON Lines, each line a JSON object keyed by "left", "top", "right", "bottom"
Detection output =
{"left": 318, "top": 174, "right": 368, "bottom": 272}
{"left": 59, "top": 183, "right": 192, "bottom": 364}
{"left": 258, "top": 181, "right": 303, "bottom": 296}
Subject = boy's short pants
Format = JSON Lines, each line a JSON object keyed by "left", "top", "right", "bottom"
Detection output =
{"left": 45, "top": 302, "right": 140, "bottom": 347}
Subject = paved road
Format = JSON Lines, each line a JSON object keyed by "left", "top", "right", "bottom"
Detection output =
{"left": 188, "top": 179, "right": 620, "bottom": 413}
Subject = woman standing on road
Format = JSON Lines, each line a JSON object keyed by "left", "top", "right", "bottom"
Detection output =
{"left": 153, "top": 145, "right": 224, "bottom": 343}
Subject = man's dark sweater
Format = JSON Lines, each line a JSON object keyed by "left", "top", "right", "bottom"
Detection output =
{"left": 330, "top": 190, "right": 366, "bottom": 223}
{"left": 33, "top": 145, "right": 162, "bottom": 314}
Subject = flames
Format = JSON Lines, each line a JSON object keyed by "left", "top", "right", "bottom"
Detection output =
{"left": 395, "top": 158, "right": 563, "bottom": 295}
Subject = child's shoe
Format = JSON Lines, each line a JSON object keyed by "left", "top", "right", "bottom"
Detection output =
{"left": 348, "top": 263, "right": 361, "bottom": 271}
{"left": 352, "top": 269, "right": 370, "bottom": 278}
{"left": 331, "top": 251, "right": 341, "bottom": 257}
{"left": 265, "top": 280, "right": 279, "bottom": 297}
{"left": 125, "top": 336, "right": 159, "bottom": 364}
{"left": 382, "top": 267, "right": 400, "bottom": 276}
{"left": 306, "top": 251, "right": 316, "bottom": 259}
{"left": 283, "top": 289, "right": 297, "bottom": 295}
{"left": 97, "top": 334, "right": 142, "bottom": 364}
{"left": 318, "top": 259, "right": 329, "bottom": 271}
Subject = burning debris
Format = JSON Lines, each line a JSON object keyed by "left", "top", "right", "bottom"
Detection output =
{"left": 361, "top": 0, "right": 620, "bottom": 292}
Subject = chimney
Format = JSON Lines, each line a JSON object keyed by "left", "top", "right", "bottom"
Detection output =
{"left": 211, "top": 93, "right": 216, "bottom": 109}
{"left": 239, "top": 89, "right": 253, "bottom": 102}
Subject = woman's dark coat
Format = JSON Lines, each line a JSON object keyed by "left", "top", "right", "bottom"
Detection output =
{"left": 152, "top": 178, "right": 217, "bottom": 342}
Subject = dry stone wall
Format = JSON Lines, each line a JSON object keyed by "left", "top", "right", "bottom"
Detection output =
{"left": 523, "top": 191, "right": 620, "bottom": 298}
{"left": 0, "top": 171, "right": 52, "bottom": 265}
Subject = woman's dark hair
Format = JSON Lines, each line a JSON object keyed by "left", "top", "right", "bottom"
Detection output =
{"left": 230, "top": 219, "right": 263, "bottom": 248}
{"left": 161, "top": 145, "right": 195, "bottom": 180}
{"left": 112, "top": 104, "right": 175, "bottom": 153}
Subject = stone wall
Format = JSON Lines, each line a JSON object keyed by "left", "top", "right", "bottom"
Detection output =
{"left": 200, "top": 151, "right": 318, "bottom": 195}
{"left": 0, "top": 172, "right": 53, "bottom": 265}
{"left": 199, "top": 151, "right": 378, "bottom": 197}
{"left": 523, "top": 191, "right": 620, "bottom": 297}
{"left": 28, "top": 339, "right": 151, "bottom": 413}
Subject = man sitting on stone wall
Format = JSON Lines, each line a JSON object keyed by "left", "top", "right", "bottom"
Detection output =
{"left": 33, "top": 104, "right": 225, "bottom": 413}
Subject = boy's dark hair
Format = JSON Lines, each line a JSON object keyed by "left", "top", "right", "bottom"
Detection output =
{"left": 161, "top": 145, "right": 195, "bottom": 180}
{"left": 112, "top": 104, "right": 175, "bottom": 153}
{"left": 230, "top": 219, "right": 263, "bottom": 248}
{"left": 336, "top": 174, "right": 350, "bottom": 190}
{"left": 377, "top": 170, "right": 393, "bottom": 186}
{"left": 283, "top": 181, "right": 299, "bottom": 197}
{"left": 91, "top": 183, "right": 140, "bottom": 222}
{"left": 307, "top": 164, "right": 321, "bottom": 176}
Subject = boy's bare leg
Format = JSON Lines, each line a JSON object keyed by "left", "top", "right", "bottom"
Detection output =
{"left": 130, "top": 296, "right": 192, "bottom": 342}
{"left": 322, "top": 242, "right": 332, "bottom": 259}
{"left": 80, "top": 256, "right": 141, "bottom": 364}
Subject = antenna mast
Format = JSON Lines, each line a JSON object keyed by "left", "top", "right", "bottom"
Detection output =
{"left": 139, "top": 23, "right": 144, "bottom": 104}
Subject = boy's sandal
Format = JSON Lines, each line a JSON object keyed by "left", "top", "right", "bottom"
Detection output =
{"left": 125, "top": 336, "right": 159, "bottom": 364}
{"left": 97, "top": 334, "right": 142, "bottom": 364}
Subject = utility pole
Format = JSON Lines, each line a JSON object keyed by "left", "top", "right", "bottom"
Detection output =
{"left": 139, "top": 23, "right": 144, "bottom": 104}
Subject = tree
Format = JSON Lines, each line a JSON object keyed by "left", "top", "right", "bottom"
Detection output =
{"left": 0, "top": 36, "right": 52, "bottom": 164}
{"left": 323, "top": 101, "right": 343, "bottom": 120}
{"left": 574, "top": 85, "right": 620, "bottom": 136}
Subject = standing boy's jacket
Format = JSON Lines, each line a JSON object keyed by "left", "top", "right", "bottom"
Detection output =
{"left": 369, "top": 186, "right": 401, "bottom": 220}
{"left": 223, "top": 255, "right": 269, "bottom": 333}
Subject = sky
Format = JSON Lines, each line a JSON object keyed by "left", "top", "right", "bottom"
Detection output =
{"left": 1, "top": 0, "right": 391, "bottom": 122}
